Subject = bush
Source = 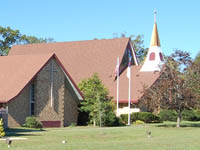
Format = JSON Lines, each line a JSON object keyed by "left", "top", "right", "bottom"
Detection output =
{"left": 132, "top": 112, "right": 162, "bottom": 123}
{"left": 120, "top": 114, "right": 128, "bottom": 124}
{"left": 101, "top": 111, "right": 125, "bottom": 126}
{"left": 120, "top": 112, "right": 162, "bottom": 124}
{"left": 158, "top": 110, "right": 177, "bottom": 121}
{"left": 182, "top": 109, "right": 200, "bottom": 121}
{"left": 24, "top": 117, "right": 43, "bottom": 129}
{"left": 134, "top": 120, "right": 145, "bottom": 125}
{"left": 0, "top": 118, "right": 5, "bottom": 137}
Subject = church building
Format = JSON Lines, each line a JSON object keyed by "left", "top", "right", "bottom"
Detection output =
{"left": 0, "top": 53, "right": 83, "bottom": 127}
{"left": 0, "top": 13, "right": 164, "bottom": 127}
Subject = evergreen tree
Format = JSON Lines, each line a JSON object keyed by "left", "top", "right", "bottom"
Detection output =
{"left": 78, "top": 73, "right": 116, "bottom": 127}
{"left": 0, "top": 118, "right": 5, "bottom": 137}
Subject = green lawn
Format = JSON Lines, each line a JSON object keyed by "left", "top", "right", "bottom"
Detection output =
{"left": 1, "top": 121, "right": 200, "bottom": 150}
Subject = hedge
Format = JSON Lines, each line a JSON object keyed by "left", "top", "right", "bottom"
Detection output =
{"left": 182, "top": 109, "right": 200, "bottom": 121}
{"left": 120, "top": 112, "right": 162, "bottom": 124}
{"left": 158, "top": 110, "right": 177, "bottom": 122}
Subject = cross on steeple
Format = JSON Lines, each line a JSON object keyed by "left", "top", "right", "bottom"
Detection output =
{"left": 154, "top": 10, "right": 157, "bottom": 23}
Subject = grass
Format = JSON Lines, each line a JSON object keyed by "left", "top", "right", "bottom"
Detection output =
{"left": 1, "top": 121, "right": 200, "bottom": 150}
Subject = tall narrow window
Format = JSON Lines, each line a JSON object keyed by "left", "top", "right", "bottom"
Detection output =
{"left": 30, "top": 83, "right": 35, "bottom": 116}
{"left": 149, "top": 52, "right": 155, "bottom": 61}
{"left": 159, "top": 52, "right": 164, "bottom": 61}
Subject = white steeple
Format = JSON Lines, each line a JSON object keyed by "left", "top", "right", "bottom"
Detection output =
{"left": 140, "top": 11, "right": 164, "bottom": 72}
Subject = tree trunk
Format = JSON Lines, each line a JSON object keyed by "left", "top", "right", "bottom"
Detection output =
{"left": 93, "top": 119, "right": 96, "bottom": 127}
{"left": 177, "top": 112, "right": 181, "bottom": 128}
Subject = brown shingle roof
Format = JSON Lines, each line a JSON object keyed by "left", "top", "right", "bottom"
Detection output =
{"left": 9, "top": 38, "right": 159, "bottom": 103}
{"left": 0, "top": 53, "right": 83, "bottom": 103}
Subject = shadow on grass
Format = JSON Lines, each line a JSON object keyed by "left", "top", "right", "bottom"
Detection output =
{"left": 5, "top": 128, "right": 45, "bottom": 137}
{"left": 156, "top": 122, "right": 200, "bottom": 128}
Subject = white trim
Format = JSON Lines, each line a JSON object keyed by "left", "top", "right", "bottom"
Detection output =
{"left": 116, "top": 56, "right": 120, "bottom": 116}
{"left": 127, "top": 65, "right": 131, "bottom": 126}
{"left": 6, "top": 106, "right": 8, "bottom": 114}
{"left": 60, "top": 68, "right": 83, "bottom": 101}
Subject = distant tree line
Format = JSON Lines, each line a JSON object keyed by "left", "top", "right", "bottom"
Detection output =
{"left": 0, "top": 26, "right": 54, "bottom": 55}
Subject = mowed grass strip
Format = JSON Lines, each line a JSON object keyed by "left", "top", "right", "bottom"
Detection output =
{"left": 0, "top": 121, "right": 200, "bottom": 150}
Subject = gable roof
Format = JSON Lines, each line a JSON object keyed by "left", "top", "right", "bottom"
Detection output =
{"left": 0, "top": 53, "right": 83, "bottom": 103}
{"left": 9, "top": 38, "right": 159, "bottom": 103}
{"left": 116, "top": 66, "right": 160, "bottom": 103}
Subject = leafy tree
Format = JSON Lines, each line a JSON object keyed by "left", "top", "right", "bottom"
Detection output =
{"left": 78, "top": 73, "right": 116, "bottom": 127}
{"left": 186, "top": 52, "right": 200, "bottom": 105}
{"left": 0, "top": 26, "right": 22, "bottom": 55}
{"left": 0, "top": 26, "right": 54, "bottom": 55}
{"left": 194, "top": 51, "right": 200, "bottom": 64}
{"left": 139, "top": 50, "right": 196, "bottom": 127}
{"left": 21, "top": 35, "right": 54, "bottom": 44}
{"left": 0, "top": 118, "right": 5, "bottom": 137}
{"left": 112, "top": 33, "right": 148, "bottom": 64}
{"left": 129, "top": 34, "right": 148, "bottom": 64}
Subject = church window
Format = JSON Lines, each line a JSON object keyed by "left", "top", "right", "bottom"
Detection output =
{"left": 149, "top": 52, "right": 155, "bottom": 60}
{"left": 159, "top": 52, "right": 164, "bottom": 61}
{"left": 119, "top": 47, "right": 134, "bottom": 75}
{"left": 30, "top": 83, "right": 35, "bottom": 116}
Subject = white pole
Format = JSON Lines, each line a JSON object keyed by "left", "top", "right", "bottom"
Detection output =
{"left": 116, "top": 57, "right": 119, "bottom": 116}
{"left": 128, "top": 66, "right": 131, "bottom": 126}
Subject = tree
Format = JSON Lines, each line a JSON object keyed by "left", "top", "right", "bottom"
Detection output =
{"left": 0, "top": 26, "right": 22, "bottom": 55}
{"left": 194, "top": 51, "right": 200, "bottom": 64}
{"left": 112, "top": 33, "right": 148, "bottom": 64}
{"left": 0, "top": 26, "right": 54, "bottom": 55}
{"left": 139, "top": 50, "right": 196, "bottom": 127}
{"left": 129, "top": 34, "right": 148, "bottom": 64}
{"left": 0, "top": 118, "right": 5, "bottom": 137}
{"left": 186, "top": 52, "right": 200, "bottom": 105}
{"left": 21, "top": 35, "right": 54, "bottom": 44}
{"left": 78, "top": 73, "right": 116, "bottom": 127}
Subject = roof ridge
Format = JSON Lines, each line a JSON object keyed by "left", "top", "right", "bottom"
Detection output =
{"left": 12, "top": 37, "right": 130, "bottom": 48}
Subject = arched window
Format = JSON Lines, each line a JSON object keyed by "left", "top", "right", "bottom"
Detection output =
{"left": 149, "top": 52, "right": 155, "bottom": 61}
{"left": 159, "top": 52, "right": 164, "bottom": 61}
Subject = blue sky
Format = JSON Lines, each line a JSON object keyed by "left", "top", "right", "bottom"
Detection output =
{"left": 1, "top": 0, "right": 200, "bottom": 58}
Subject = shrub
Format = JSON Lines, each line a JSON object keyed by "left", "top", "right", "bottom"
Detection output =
{"left": 0, "top": 118, "right": 5, "bottom": 137}
{"left": 182, "top": 109, "right": 200, "bottom": 121}
{"left": 69, "top": 123, "right": 76, "bottom": 127}
{"left": 158, "top": 110, "right": 177, "bottom": 121}
{"left": 134, "top": 120, "right": 145, "bottom": 125}
{"left": 24, "top": 117, "right": 43, "bottom": 129}
{"left": 120, "top": 114, "right": 128, "bottom": 124}
{"left": 120, "top": 112, "right": 161, "bottom": 124}
{"left": 102, "top": 111, "right": 125, "bottom": 126}
{"left": 132, "top": 112, "right": 162, "bottom": 123}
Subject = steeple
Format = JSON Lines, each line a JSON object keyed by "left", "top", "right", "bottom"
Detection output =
{"left": 140, "top": 11, "right": 164, "bottom": 72}
{"left": 150, "top": 23, "right": 160, "bottom": 47}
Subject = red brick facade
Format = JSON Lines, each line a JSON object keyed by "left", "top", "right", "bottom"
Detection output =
{"left": 7, "top": 58, "right": 79, "bottom": 127}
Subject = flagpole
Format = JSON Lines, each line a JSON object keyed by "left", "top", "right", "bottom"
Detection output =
{"left": 116, "top": 57, "right": 119, "bottom": 116}
{"left": 128, "top": 66, "right": 131, "bottom": 126}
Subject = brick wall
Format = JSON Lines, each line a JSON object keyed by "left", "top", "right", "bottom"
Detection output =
{"left": 7, "top": 58, "right": 79, "bottom": 127}
{"left": 64, "top": 78, "right": 79, "bottom": 126}
{"left": 7, "top": 84, "right": 30, "bottom": 127}
{"left": 35, "top": 58, "right": 65, "bottom": 126}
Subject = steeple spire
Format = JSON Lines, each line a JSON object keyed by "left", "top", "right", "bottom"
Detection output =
{"left": 140, "top": 11, "right": 164, "bottom": 72}
{"left": 150, "top": 10, "right": 160, "bottom": 47}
